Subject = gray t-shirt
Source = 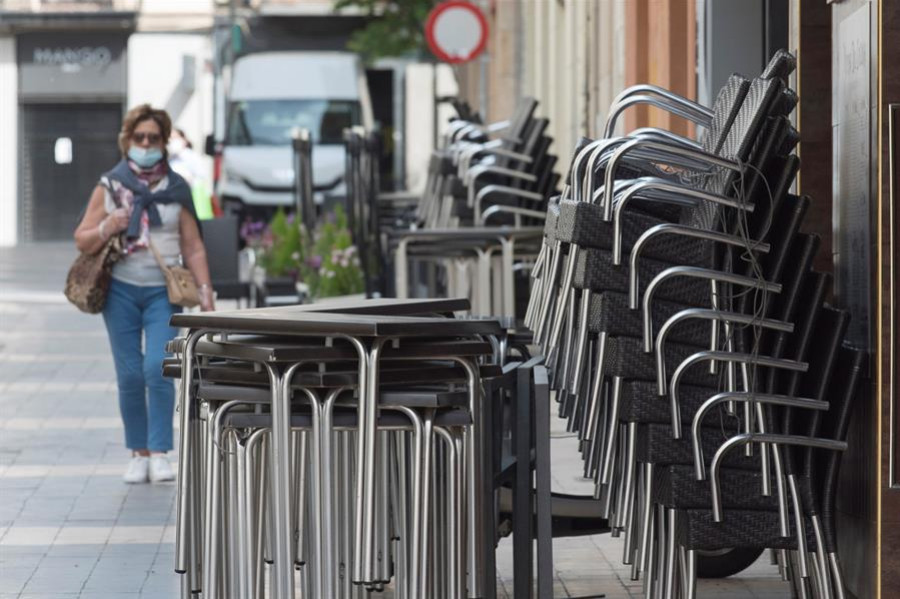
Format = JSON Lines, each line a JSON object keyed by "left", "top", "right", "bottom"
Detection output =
{"left": 102, "top": 175, "right": 183, "bottom": 287}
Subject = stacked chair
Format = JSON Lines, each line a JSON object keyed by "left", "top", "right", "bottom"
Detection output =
{"left": 360, "top": 98, "right": 560, "bottom": 317}
{"left": 524, "top": 49, "right": 865, "bottom": 598}
{"left": 166, "top": 298, "right": 552, "bottom": 598}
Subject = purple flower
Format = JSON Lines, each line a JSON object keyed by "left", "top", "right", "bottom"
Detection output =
{"left": 307, "top": 255, "right": 322, "bottom": 269}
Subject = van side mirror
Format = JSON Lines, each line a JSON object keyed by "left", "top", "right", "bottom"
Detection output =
{"left": 204, "top": 134, "right": 218, "bottom": 157}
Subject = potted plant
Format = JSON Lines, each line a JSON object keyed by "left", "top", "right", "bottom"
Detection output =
{"left": 240, "top": 206, "right": 364, "bottom": 304}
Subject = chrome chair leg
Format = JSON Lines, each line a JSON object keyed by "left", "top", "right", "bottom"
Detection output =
{"left": 392, "top": 431, "right": 408, "bottom": 599}
{"left": 639, "top": 463, "right": 656, "bottom": 575}
{"left": 226, "top": 430, "right": 241, "bottom": 597}
{"left": 290, "top": 431, "right": 302, "bottom": 567}
{"left": 418, "top": 409, "right": 436, "bottom": 599}
{"left": 176, "top": 329, "right": 207, "bottom": 575}
{"left": 621, "top": 423, "right": 639, "bottom": 565}
{"left": 294, "top": 387, "right": 324, "bottom": 597}
{"left": 828, "top": 552, "right": 847, "bottom": 599}
{"left": 600, "top": 376, "right": 624, "bottom": 485}
{"left": 192, "top": 413, "right": 205, "bottom": 593}
{"left": 655, "top": 504, "right": 667, "bottom": 599}
{"left": 811, "top": 515, "right": 833, "bottom": 599}
{"left": 202, "top": 403, "right": 222, "bottom": 599}
{"left": 355, "top": 340, "right": 385, "bottom": 585}
{"left": 613, "top": 426, "right": 628, "bottom": 533}
{"left": 663, "top": 508, "right": 678, "bottom": 599}
{"left": 785, "top": 474, "right": 811, "bottom": 581}
{"left": 246, "top": 428, "right": 268, "bottom": 599}
{"left": 380, "top": 430, "right": 393, "bottom": 586}
{"left": 684, "top": 549, "right": 697, "bottom": 599}
{"left": 392, "top": 407, "right": 424, "bottom": 598}
{"left": 321, "top": 388, "right": 347, "bottom": 597}
{"left": 643, "top": 505, "right": 657, "bottom": 599}
{"left": 295, "top": 431, "right": 309, "bottom": 570}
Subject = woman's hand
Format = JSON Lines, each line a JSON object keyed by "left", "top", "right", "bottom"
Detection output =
{"left": 199, "top": 284, "right": 215, "bottom": 312}
{"left": 101, "top": 208, "right": 130, "bottom": 238}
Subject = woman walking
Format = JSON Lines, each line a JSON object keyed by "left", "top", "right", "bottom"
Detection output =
{"left": 74, "top": 104, "right": 214, "bottom": 483}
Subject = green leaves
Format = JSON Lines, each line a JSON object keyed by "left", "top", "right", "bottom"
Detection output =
{"left": 334, "top": 0, "right": 437, "bottom": 61}
{"left": 252, "top": 206, "right": 365, "bottom": 299}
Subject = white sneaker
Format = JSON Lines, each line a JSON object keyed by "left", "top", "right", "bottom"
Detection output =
{"left": 149, "top": 454, "right": 175, "bottom": 483}
{"left": 123, "top": 456, "right": 149, "bottom": 484}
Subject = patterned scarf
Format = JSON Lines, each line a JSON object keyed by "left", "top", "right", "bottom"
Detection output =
{"left": 109, "top": 160, "right": 170, "bottom": 255}
{"left": 102, "top": 157, "right": 197, "bottom": 256}
{"left": 128, "top": 158, "right": 168, "bottom": 187}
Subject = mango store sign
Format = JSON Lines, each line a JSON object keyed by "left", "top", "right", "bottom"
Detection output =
{"left": 32, "top": 46, "right": 112, "bottom": 73}
{"left": 425, "top": 1, "right": 488, "bottom": 64}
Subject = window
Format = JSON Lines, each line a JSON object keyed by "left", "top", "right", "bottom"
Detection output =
{"left": 226, "top": 99, "right": 361, "bottom": 146}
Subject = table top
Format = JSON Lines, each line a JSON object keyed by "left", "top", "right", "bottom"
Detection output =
{"left": 255, "top": 296, "right": 471, "bottom": 316}
{"left": 389, "top": 227, "right": 544, "bottom": 240}
{"left": 171, "top": 309, "right": 504, "bottom": 338}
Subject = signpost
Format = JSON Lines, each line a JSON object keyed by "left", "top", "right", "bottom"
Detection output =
{"left": 424, "top": 0, "right": 489, "bottom": 64}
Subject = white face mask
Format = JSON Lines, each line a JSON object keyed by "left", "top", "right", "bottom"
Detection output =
{"left": 168, "top": 138, "right": 187, "bottom": 156}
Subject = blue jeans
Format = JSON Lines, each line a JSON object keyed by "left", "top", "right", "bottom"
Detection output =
{"left": 103, "top": 279, "right": 181, "bottom": 452}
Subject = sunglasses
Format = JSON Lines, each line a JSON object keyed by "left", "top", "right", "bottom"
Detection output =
{"left": 131, "top": 132, "right": 162, "bottom": 144}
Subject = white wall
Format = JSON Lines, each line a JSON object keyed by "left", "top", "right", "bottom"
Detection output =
{"left": 0, "top": 36, "right": 17, "bottom": 247}
{"left": 524, "top": 0, "right": 625, "bottom": 164}
{"left": 404, "top": 63, "right": 458, "bottom": 192}
{"left": 127, "top": 33, "right": 214, "bottom": 179}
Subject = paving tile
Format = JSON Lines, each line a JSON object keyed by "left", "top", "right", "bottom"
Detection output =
{"left": 0, "top": 566, "right": 35, "bottom": 594}
{"left": 21, "top": 574, "right": 90, "bottom": 595}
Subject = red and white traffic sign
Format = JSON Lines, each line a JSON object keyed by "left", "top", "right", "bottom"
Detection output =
{"left": 424, "top": 1, "right": 489, "bottom": 64}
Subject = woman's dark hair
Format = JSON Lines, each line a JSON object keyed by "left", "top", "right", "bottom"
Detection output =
{"left": 118, "top": 104, "right": 172, "bottom": 156}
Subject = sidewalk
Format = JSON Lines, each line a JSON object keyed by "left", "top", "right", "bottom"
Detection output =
{"left": 0, "top": 243, "right": 790, "bottom": 598}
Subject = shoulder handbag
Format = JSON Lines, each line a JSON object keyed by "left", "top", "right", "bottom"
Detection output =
{"left": 148, "top": 239, "right": 201, "bottom": 308}
{"left": 64, "top": 235, "right": 122, "bottom": 314}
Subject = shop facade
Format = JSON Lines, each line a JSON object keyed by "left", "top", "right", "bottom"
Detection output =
{"left": 0, "top": 3, "right": 214, "bottom": 245}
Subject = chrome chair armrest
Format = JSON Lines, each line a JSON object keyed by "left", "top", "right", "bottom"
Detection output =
{"left": 579, "top": 138, "right": 627, "bottom": 202}
{"left": 378, "top": 191, "right": 422, "bottom": 202}
{"left": 655, "top": 309, "right": 793, "bottom": 393}
{"left": 466, "top": 166, "right": 537, "bottom": 208}
{"left": 448, "top": 119, "right": 513, "bottom": 145}
{"left": 669, "top": 351, "right": 807, "bottom": 437}
{"left": 485, "top": 119, "right": 512, "bottom": 133}
{"left": 604, "top": 93, "right": 713, "bottom": 137}
{"left": 710, "top": 433, "right": 846, "bottom": 522}
{"left": 607, "top": 84, "right": 714, "bottom": 132}
{"left": 482, "top": 205, "right": 547, "bottom": 227}
{"left": 457, "top": 141, "right": 498, "bottom": 172}
{"left": 474, "top": 185, "right": 545, "bottom": 226}
{"left": 463, "top": 144, "right": 535, "bottom": 170}
{"left": 465, "top": 165, "right": 537, "bottom": 187}
{"left": 611, "top": 179, "right": 755, "bottom": 263}
{"left": 629, "top": 224, "right": 770, "bottom": 307}
{"left": 629, "top": 127, "right": 704, "bottom": 150}
{"left": 603, "top": 139, "right": 742, "bottom": 220}
{"left": 642, "top": 266, "right": 782, "bottom": 351}
{"left": 447, "top": 123, "right": 482, "bottom": 144}
{"left": 691, "top": 393, "right": 829, "bottom": 481}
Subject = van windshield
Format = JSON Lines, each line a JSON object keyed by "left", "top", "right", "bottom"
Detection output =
{"left": 226, "top": 99, "right": 360, "bottom": 146}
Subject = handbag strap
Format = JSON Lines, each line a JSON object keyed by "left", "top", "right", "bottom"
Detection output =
{"left": 147, "top": 238, "right": 171, "bottom": 274}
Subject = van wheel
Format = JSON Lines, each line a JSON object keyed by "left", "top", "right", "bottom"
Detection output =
{"left": 697, "top": 547, "right": 765, "bottom": 578}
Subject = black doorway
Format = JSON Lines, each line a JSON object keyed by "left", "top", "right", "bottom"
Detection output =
{"left": 365, "top": 68, "right": 396, "bottom": 191}
{"left": 21, "top": 103, "right": 122, "bottom": 241}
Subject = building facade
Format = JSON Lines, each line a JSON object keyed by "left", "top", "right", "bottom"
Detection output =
{"left": 0, "top": 0, "right": 214, "bottom": 245}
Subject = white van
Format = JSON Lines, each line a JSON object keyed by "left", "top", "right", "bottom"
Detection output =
{"left": 215, "top": 51, "right": 373, "bottom": 217}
